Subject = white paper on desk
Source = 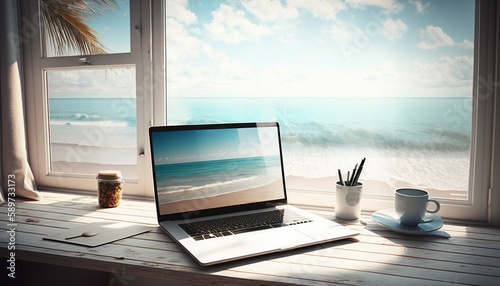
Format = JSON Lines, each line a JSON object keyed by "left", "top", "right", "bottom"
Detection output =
{"left": 43, "top": 222, "right": 151, "bottom": 247}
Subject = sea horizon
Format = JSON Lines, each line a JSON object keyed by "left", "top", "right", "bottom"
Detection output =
{"left": 49, "top": 96, "right": 472, "bottom": 192}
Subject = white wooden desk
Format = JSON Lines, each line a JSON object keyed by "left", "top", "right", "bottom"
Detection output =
{"left": 1, "top": 190, "right": 499, "bottom": 285}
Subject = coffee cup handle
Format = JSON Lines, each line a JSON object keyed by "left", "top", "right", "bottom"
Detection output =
{"left": 426, "top": 198, "right": 440, "bottom": 213}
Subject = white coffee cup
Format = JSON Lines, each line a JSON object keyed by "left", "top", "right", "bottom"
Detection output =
{"left": 395, "top": 188, "right": 440, "bottom": 226}
{"left": 335, "top": 182, "right": 362, "bottom": 220}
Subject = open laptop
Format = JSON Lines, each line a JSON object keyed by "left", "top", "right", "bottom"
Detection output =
{"left": 149, "top": 122, "right": 358, "bottom": 266}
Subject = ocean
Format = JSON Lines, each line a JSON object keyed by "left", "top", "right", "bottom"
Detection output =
{"left": 49, "top": 97, "right": 472, "bottom": 191}
{"left": 49, "top": 98, "right": 136, "bottom": 146}
{"left": 167, "top": 97, "right": 472, "bottom": 191}
{"left": 155, "top": 156, "right": 281, "bottom": 204}
{"left": 49, "top": 98, "right": 137, "bottom": 170}
{"left": 167, "top": 97, "right": 472, "bottom": 152}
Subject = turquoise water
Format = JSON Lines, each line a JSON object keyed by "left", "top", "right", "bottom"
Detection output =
{"left": 154, "top": 156, "right": 281, "bottom": 203}
{"left": 49, "top": 97, "right": 472, "bottom": 152}
{"left": 167, "top": 97, "right": 472, "bottom": 190}
{"left": 50, "top": 98, "right": 136, "bottom": 127}
{"left": 48, "top": 96, "right": 472, "bottom": 190}
{"left": 49, "top": 98, "right": 136, "bottom": 148}
{"left": 167, "top": 97, "right": 472, "bottom": 152}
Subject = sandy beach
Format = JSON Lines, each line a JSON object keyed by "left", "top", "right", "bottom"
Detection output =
{"left": 159, "top": 179, "right": 284, "bottom": 215}
{"left": 285, "top": 175, "right": 467, "bottom": 200}
{"left": 52, "top": 161, "right": 137, "bottom": 179}
{"left": 50, "top": 142, "right": 137, "bottom": 178}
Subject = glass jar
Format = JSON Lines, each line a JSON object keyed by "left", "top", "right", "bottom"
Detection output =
{"left": 97, "top": 170, "right": 123, "bottom": 208}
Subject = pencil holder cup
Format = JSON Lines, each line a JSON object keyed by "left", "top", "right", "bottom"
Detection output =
{"left": 335, "top": 182, "right": 363, "bottom": 220}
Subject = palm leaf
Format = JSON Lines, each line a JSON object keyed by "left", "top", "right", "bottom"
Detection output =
{"left": 40, "top": 0, "right": 122, "bottom": 56}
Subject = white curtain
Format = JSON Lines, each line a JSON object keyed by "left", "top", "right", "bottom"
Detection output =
{"left": 1, "top": 0, "right": 42, "bottom": 201}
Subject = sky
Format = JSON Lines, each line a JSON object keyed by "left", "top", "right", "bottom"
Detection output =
{"left": 90, "top": 1, "right": 130, "bottom": 54}
{"left": 167, "top": 0, "right": 475, "bottom": 97}
{"left": 47, "top": 1, "right": 132, "bottom": 98}
{"left": 152, "top": 127, "right": 280, "bottom": 165}
{"left": 47, "top": 0, "right": 475, "bottom": 99}
{"left": 48, "top": 68, "right": 135, "bottom": 98}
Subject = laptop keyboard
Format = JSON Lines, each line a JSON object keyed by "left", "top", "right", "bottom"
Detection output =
{"left": 179, "top": 209, "right": 312, "bottom": 241}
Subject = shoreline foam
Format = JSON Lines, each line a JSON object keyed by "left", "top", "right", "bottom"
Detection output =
{"left": 52, "top": 161, "right": 137, "bottom": 179}
{"left": 51, "top": 142, "right": 136, "bottom": 165}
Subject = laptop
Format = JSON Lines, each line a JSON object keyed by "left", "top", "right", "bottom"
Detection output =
{"left": 149, "top": 122, "right": 358, "bottom": 266}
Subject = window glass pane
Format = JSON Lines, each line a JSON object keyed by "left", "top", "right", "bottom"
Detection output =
{"left": 41, "top": 0, "right": 130, "bottom": 57}
{"left": 166, "top": 0, "right": 474, "bottom": 200}
{"left": 47, "top": 68, "right": 137, "bottom": 179}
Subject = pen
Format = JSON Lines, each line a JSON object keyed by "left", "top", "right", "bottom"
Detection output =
{"left": 338, "top": 158, "right": 366, "bottom": 187}
{"left": 357, "top": 158, "right": 366, "bottom": 174}
{"left": 350, "top": 164, "right": 358, "bottom": 186}
{"left": 338, "top": 169, "right": 344, "bottom": 186}
{"left": 359, "top": 157, "right": 366, "bottom": 168}
{"left": 352, "top": 158, "right": 366, "bottom": 185}
{"left": 352, "top": 166, "right": 363, "bottom": 185}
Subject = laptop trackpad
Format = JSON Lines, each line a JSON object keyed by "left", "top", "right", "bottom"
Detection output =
{"left": 271, "top": 227, "right": 315, "bottom": 250}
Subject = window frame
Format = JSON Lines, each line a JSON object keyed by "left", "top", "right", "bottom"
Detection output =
{"left": 23, "top": 0, "right": 155, "bottom": 196}
{"left": 161, "top": 0, "right": 498, "bottom": 224}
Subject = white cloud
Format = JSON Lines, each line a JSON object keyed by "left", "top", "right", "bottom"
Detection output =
{"left": 330, "top": 21, "right": 358, "bottom": 43}
{"left": 346, "top": 0, "right": 403, "bottom": 13}
{"left": 244, "top": 0, "right": 298, "bottom": 22}
{"left": 417, "top": 25, "right": 473, "bottom": 50}
{"left": 287, "top": 0, "right": 346, "bottom": 20}
{"left": 167, "top": 0, "right": 197, "bottom": 24}
{"left": 329, "top": 17, "right": 407, "bottom": 58}
{"left": 48, "top": 69, "right": 135, "bottom": 98}
{"left": 411, "top": 0, "right": 430, "bottom": 13}
{"left": 417, "top": 25, "right": 455, "bottom": 49}
{"left": 363, "top": 61, "right": 401, "bottom": 81}
{"left": 413, "top": 55, "right": 473, "bottom": 87}
{"left": 380, "top": 18, "right": 407, "bottom": 40}
{"left": 168, "top": 53, "right": 473, "bottom": 98}
{"left": 166, "top": 19, "right": 202, "bottom": 61}
{"left": 166, "top": 0, "right": 474, "bottom": 98}
{"left": 458, "top": 39, "right": 474, "bottom": 49}
{"left": 205, "top": 4, "right": 273, "bottom": 43}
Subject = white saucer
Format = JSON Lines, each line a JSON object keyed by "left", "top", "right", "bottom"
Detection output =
{"left": 371, "top": 209, "right": 443, "bottom": 235}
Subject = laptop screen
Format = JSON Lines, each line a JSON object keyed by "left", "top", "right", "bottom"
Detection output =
{"left": 149, "top": 122, "right": 287, "bottom": 218}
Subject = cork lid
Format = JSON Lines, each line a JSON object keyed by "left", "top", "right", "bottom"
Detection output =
{"left": 97, "top": 170, "right": 122, "bottom": 180}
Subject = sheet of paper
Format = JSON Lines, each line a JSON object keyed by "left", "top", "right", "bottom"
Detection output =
{"left": 43, "top": 222, "right": 151, "bottom": 247}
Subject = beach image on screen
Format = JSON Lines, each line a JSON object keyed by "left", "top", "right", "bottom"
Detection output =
{"left": 151, "top": 126, "right": 285, "bottom": 215}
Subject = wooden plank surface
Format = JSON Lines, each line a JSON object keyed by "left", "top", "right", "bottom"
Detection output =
{"left": 1, "top": 191, "right": 500, "bottom": 286}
